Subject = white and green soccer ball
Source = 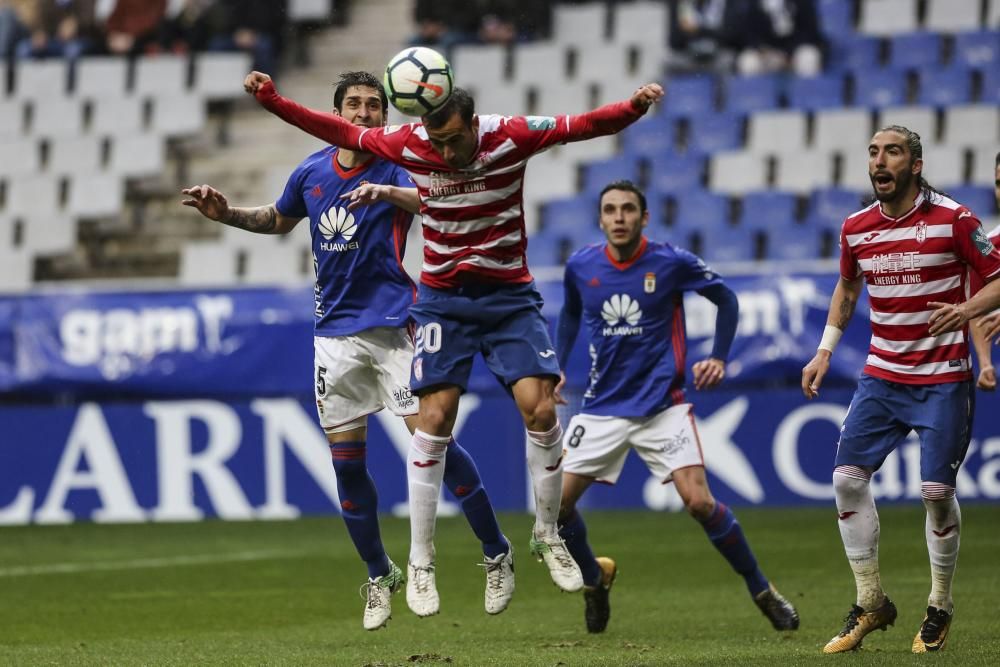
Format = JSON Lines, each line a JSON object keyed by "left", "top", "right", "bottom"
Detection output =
{"left": 383, "top": 47, "right": 454, "bottom": 117}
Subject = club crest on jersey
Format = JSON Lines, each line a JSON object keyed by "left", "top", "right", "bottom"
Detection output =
{"left": 413, "top": 358, "right": 423, "bottom": 382}
{"left": 915, "top": 220, "right": 927, "bottom": 244}
{"left": 318, "top": 206, "right": 361, "bottom": 252}
{"left": 644, "top": 272, "right": 656, "bottom": 293}
{"left": 601, "top": 294, "right": 643, "bottom": 336}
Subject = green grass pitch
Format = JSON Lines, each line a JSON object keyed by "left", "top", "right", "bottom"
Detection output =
{"left": 2, "top": 505, "right": 999, "bottom": 666}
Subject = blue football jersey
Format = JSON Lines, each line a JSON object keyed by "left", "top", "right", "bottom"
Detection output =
{"left": 562, "top": 238, "right": 724, "bottom": 417}
{"left": 276, "top": 147, "right": 416, "bottom": 337}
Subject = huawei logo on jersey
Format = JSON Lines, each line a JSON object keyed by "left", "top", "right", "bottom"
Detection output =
{"left": 601, "top": 294, "right": 644, "bottom": 337}
{"left": 318, "top": 206, "right": 360, "bottom": 252}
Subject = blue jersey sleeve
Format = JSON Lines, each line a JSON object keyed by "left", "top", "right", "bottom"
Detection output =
{"left": 392, "top": 165, "right": 415, "bottom": 189}
{"left": 673, "top": 248, "right": 725, "bottom": 292}
{"left": 274, "top": 162, "right": 308, "bottom": 219}
{"left": 555, "top": 263, "right": 583, "bottom": 370}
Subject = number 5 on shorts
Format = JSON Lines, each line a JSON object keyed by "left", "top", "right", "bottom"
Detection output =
{"left": 415, "top": 322, "right": 442, "bottom": 355}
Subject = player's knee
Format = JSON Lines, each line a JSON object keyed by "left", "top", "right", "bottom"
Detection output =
{"left": 418, "top": 403, "right": 454, "bottom": 436}
{"left": 832, "top": 466, "right": 871, "bottom": 501}
{"left": 921, "top": 482, "right": 957, "bottom": 520}
{"left": 523, "top": 401, "right": 557, "bottom": 433}
{"left": 684, "top": 495, "right": 715, "bottom": 521}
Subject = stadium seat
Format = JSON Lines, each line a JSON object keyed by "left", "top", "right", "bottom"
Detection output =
{"left": 88, "top": 96, "right": 145, "bottom": 136}
{"left": 876, "top": 106, "right": 937, "bottom": 142}
{"left": 108, "top": 134, "right": 166, "bottom": 177}
{"left": 541, "top": 195, "right": 599, "bottom": 235}
{"left": 773, "top": 150, "right": 836, "bottom": 193}
{"left": 710, "top": 152, "right": 768, "bottom": 194}
{"left": 574, "top": 44, "right": 630, "bottom": 84}
{"left": 179, "top": 242, "right": 238, "bottom": 285}
{"left": 288, "top": 0, "right": 331, "bottom": 21}
{"left": 0, "top": 62, "right": 7, "bottom": 98}
{"left": 787, "top": 73, "right": 846, "bottom": 110}
{"left": 74, "top": 57, "right": 129, "bottom": 98}
{"left": 917, "top": 67, "right": 973, "bottom": 106}
{"left": 697, "top": 224, "right": 758, "bottom": 263}
{"left": 0, "top": 101, "right": 25, "bottom": 139}
{"left": 17, "top": 214, "right": 76, "bottom": 254}
{"left": 612, "top": 1, "right": 668, "bottom": 73}
{"left": 970, "top": 145, "right": 999, "bottom": 185}
{"left": 512, "top": 43, "right": 568, "bottom": 87}
{"left": 672, "top": 190, "right": 731, "bottom": 231}
{"left": 739, "top": 191, "right": 798, "bottom": 227}
{"left": 990, "top": 0, "right": 1000, "bottom": 27}
{"left": 979, "top": 65, "right": 1000, "bottom": 104}
{"left": 46, "top": 136, "right": 104, "bottom": 175}
{"left": 942, "top": 105, "right": 1000, "bottom": 146}
{"left": 809, "top": 187, "right": 866, "bottom": 232}
{"left": 818, "top": 0, "right": 855, "bottom": 39}
{"left": 763, "top": 223, "right": 822, "bottom": 261}
{"left": 451, "top": 45, "right": 507, "bottom": 86}
{"left": 559, "top": 134, "right": 616, "bottom": 163}
{"left": 953, "top": 30, "right": 1000, "bottom": 70}
{"left": 66, "top": 174, "right": 123, "bottom": 218}
{"left": 859, "top": 0, "right": 919, "bottom": 35}
{"left": 724, "top": 74, "right": 781, "bottom": 113}
{"left": 647, "top": 154, "right": 705, "bottom": 194}
{"left": 12, "top": 60, "right": 68, "bottom": 99}
{"left": 0, "top": 139, "right": 40, "bottom": 177}
{"left": 525, "top": 231, "right": 565, "bottom": 267}
{"left": 748, "top": 110, "right": 808, "bottom": 154}
{"left": 4, "top": 175, "right": 62, "bottom": 217}
{"left": 193, "top": 52, "right": 254, "bottom": 99}
{"left": 827, "top": 34, "right": 883, "bottom": 72}
{"left": 553, "top": 2, "right": 608, "bottom": 46}
{"left": 888, "top": 32, "right": 943, "bottom": 70}
{"left": 469, "top": 80, "right": 528, "bottom": 117}
{"left": 133, "top": 55, "right": 189, "bottom": 96}
{"left": 813, "top": 109, "right": 875, "bottom": 151}
{"left": 522, "top": 151, "right": 576, "bottom": 203}
{"left": 687, "top": 112, "right": 744, "bottom": 154}
{"left": 149, "top": 95, "right": 206, "bottom": 135}
{"left": 0, "top": 246, "right": 32, "bottom": 291}
{"left": 925, "top": 0, "right": 983, "bottom": 32}
{"left": 662, "top": 75, "right": 716, "bottom": 117}
{"left": 621, "top": 116, "right": 677, "bottom": 159}
{"left": 581, "top": 156, "right": 642, "bottom": 196}
{"left": 839, "top": 145, "right": 877, "bottom": 191}
{"left": 244, "top": 242, "right": 309, "bottom": 285}
{"left": 943, "top": 185, "right": 998, "bottom": 217}
{"left": 29, "top": 98, "right": 84, "bottom": 137}
{"left": 852, "top": 69, "right": 908, "bottom": 108}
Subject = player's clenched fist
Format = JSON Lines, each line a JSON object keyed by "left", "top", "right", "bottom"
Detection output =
{"left": 244, "top": 70, "right": 272, "bottom": 95}
{"left": 630, "top": 83, "right": 664, "bottom": 111}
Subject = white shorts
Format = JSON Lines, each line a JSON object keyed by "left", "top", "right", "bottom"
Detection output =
{"left": 314, "top": 327, "right": 418, "bottom": 433}
{"left": 562, "top": 403, "right": 704, "bottom": 484}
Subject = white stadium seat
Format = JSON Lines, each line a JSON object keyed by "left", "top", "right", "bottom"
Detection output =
{"left": 522, "top": 151, "right": 577, "bottom": 207}
{"left": 243, "top": 242, "right": 308, "bottom": 285}
{"left": 89, "top": 96, "right": 145, "bottom": 136}
{"left": 877, "top": 106, "right": 938, "bottom": 144}
{"left": 773, "top": 150, "right": 836, "bottom": 193}
{"left": 512, "top": 43, "right": 569, "bottom": 87}
{"left": 991, "top": 0, "right": 1000, "bottom": 26}
{"left": 813, "top": 109, "right": 874, "bottom": 151}
{"left": 468, "top": 80, "right": 528, "bottom": 116}
{"left": 0, "top": 100, "right": 25, "bottom": 139}
{"left": 179, "top": 241, "right": 238, "bottom": 285}
{"left": 66, "top": 173, "right": 123, "bottom": 218}
{"left": 288, "top": 0, "right": 331, "bottom": 21}
{"left": 925, "top": 0, "right": 983, "bottom": 32}
{"left": 107, "top": 134, "right": 166, "bottom": 177}
{"left": 555, "top": 134, "right": 616, "bottom": 164}
{"left": 18, "top": 215, "right": 76, "bottom": 254}
{"left": 0, "top": 245, "right": 33, "bottom": 291}
{"left": 193, "top": 52, "right": 253, "bottom": 99}
{"left": 0, "top": 138, "right": 40, "bottom": 177}
{"left": 451, "top": 45, "right": 507, "bottom": 88}
{"left": 839, "top": 145, "right": 876, "bottom": 191}
{"left": 748, "top": 110, "right": 808, "bottom": 153}
{"left": 29, "top": 98, "right": 84, "bottom": 137}
{"left": 133, "top": 55, "right": 189, "bottom": 96}
{"left": 4, "top": 175, "right": 62, "bottom": 217}
{"left": 613, "top": 1, "right": 669, "bottom": 48}
{"left": 533, "top": 81, "right": 591, "bottom": 117}
{"left": 47, "top": 136, "right": 104, "bottom": 175}
{"left": 149, "top": 95, "right": 206, "bottom": 135}
{"left": 74, "top": 57, "right": 129, "bottom": 98}
{"left": 710, "top": 151, "right": 769, "bottom": 194}
{"left": 13, "top": 60, "right": 68, "bottom": 99}
{"left": 553, "top": 3, "right": 608, "bottom": 46}
{"left": 941, "top": 105, "right": 1000, "bottom": 147}
{"left": 574, "top": 44, "right": 631, "bottom": 84}
{"left": 969, "top": 145, "right": 998, "bottom": 186}
{"left": 859, "top": 0, "right": 920, "bottom": 35}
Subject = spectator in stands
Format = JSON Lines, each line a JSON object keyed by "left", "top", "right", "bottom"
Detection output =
{"left": 158, "top": 0, "right": 216, "bottom": 55}
{"left": 668, "top": 0, "right": 736, "bottom": 72}
{"left": 207, "top": 0, "right": 286, "bottom": 74}
{"left": 103, "top": 0, "right": 167, "bottom": 56}
{"left": 0, "top": 0, "right": 34, "bottom": 58}
{"left": 14, "top": 0, "right": 98, "bottom": 61}
{"left": 410, "top": 0, "right": 551, "bottom": 54}
{"left": 410, "top": 0, "right": 478, "bottom": 54}
{"left": 726, "top": 0, "right": 824, "bottom": 77}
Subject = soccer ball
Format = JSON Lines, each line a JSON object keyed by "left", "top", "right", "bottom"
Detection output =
{"left": 383, "top": 47, "right": 453, "bottom": 117}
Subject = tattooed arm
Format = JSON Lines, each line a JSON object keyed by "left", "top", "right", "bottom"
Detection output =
{"left": 801, "top": 276, "right": 863, "bottom": 399}
{"left": 181, "top": 185, "right": 301, "bottom": 234}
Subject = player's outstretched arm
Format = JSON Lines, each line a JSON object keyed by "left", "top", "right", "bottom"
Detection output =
{"left": 928, "top": 276, "right": 1000, "bottom": 336}
{"left": 802, "top": 276, "right": 862, "bottom": 399}
{"left": 181, "top": 185, "right": 300, "bottom": 234}
{"left": 340, "top": 184, "right": 421, "bottom": 214}
{"left": 245, "top": 71, "right": 365, "bottom": 153}
{"left": 556, "top": 83, "right": 664, "bottom": 146}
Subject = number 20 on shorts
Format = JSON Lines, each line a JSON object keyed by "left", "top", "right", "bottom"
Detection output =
{"left": 415, "top": 323, "right": 442, "bottom": 355}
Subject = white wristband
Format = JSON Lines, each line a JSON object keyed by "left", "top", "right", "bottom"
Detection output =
{"left": 818, "top": 325, "right": 843, "bottom": 353}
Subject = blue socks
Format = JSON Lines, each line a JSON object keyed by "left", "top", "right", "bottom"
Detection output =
{"left": 699, "top": 501, "right": 769, "bottom": 597}
{"left": 558, "top": 509, "right": 602, "bottom": 587}
{"left": 330, "top": 441, "right": 390, "bottom": 580}
{"left": 443, "top": 439, "right": 508, "bottom": 558}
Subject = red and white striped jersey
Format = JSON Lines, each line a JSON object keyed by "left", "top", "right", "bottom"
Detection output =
{"left": 256, "top": 81, "right": 645, "bottom": 288}
{"left": 840, "top": 191, "right": 1000, "bottom": 384}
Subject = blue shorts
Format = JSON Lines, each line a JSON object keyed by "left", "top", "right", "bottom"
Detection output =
{"left": 408, "top": 281, "right": 561, "bottom": 393}
{"left": 836, "top": 374, "right": 974, "bottom": 486}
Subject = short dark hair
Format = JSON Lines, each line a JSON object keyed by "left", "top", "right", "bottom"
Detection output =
{"left": 422, "top": 87, "right": 475, "bottom": 130}
{"left": 599, "top": 180, "right": 647, "bottom": 215}
{"left": 333, "top": 71, "right": 388, "bottom": 113}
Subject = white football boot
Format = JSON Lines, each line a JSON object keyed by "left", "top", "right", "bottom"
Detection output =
{"left": 406, "top": 561, "right": 440, "bottom": 617}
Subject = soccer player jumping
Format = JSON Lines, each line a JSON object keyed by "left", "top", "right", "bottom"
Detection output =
{"left": 554, "top": 180, "right": 799, "bottom": 634}
{"left": 243, "top": 68, "right": 663, "bottom": 616}
{"left": 802, "top": 126, "right": 1000, "bottom": 653}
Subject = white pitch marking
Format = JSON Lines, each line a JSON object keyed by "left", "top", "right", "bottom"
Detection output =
{"left": 0, "top": 549, "right": 306, "bottom": 578}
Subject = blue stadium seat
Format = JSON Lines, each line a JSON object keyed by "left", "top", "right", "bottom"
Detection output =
{"left": 581, "top": 156, "right": 642, "bottom": 196}
{"left": 724, "top": 74, "right": 781, "bottom": 113}
{"left": 662, "top": 75, "right": 716, "bottom": 117}
{"left": 739, "top": 191, "right": 798, "bottom": 227}
{"left": 828, "top": 35, "right": 882, "bottom": 72}
{"left": 943, "top": 185, "right": 998, "bottom": 218}
{"left": 698, "top": 224, "right": 757, "bottom": 263}
{"left": 526, "top": 232, "right": 564, "bottom": 267}
{"left": 853, "top": 69, "right": 907, "bottom": 108}
{"left": 621, "top": 117, "right": 676, "bottom": 160}
{"left": 763, "top": 224, "right": 822, "bottom": 261}
{"left": 917, "top": 66, "right": 973, "bottom": 106}
{"left": 541, "top": 195, "right": 599, "bottom": 235}
{"left": 818, "top": 0, "right": 854, "bottom": 39}
{"left": 809, "top": 187, "right": 866, "bottom": 232}
{"left": 687, "top": 112, "right": 744, "bottom": 154}
{"left": 888, "top": 32, "right": 943, "bottom": 70}
{"left": 672, "top": 190, "right": 731, "bottom": 232}
{"left": 953, "top": 31, "right": 1000, "bottom": 71}
{"left": 647, "top": 154, "right": 705, "bottom": 194}
{"left": 788, "top": 73, "right": 846, "bottom": 110}
{"left": 980, "top": 66, "right": 1000, "bottom": 104}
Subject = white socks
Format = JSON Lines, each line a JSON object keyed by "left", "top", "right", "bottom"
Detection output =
{"left": 526, "top": 422, "right": 564, "bottom": 538}
{"left": 407, "top": 429, "right": 449, "bottom": 566}
{"left": 833, "top": 466, "right": 884, "bottom": 610}
{"left": 923, "top": 483, "right": 960, "bottom": 613}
